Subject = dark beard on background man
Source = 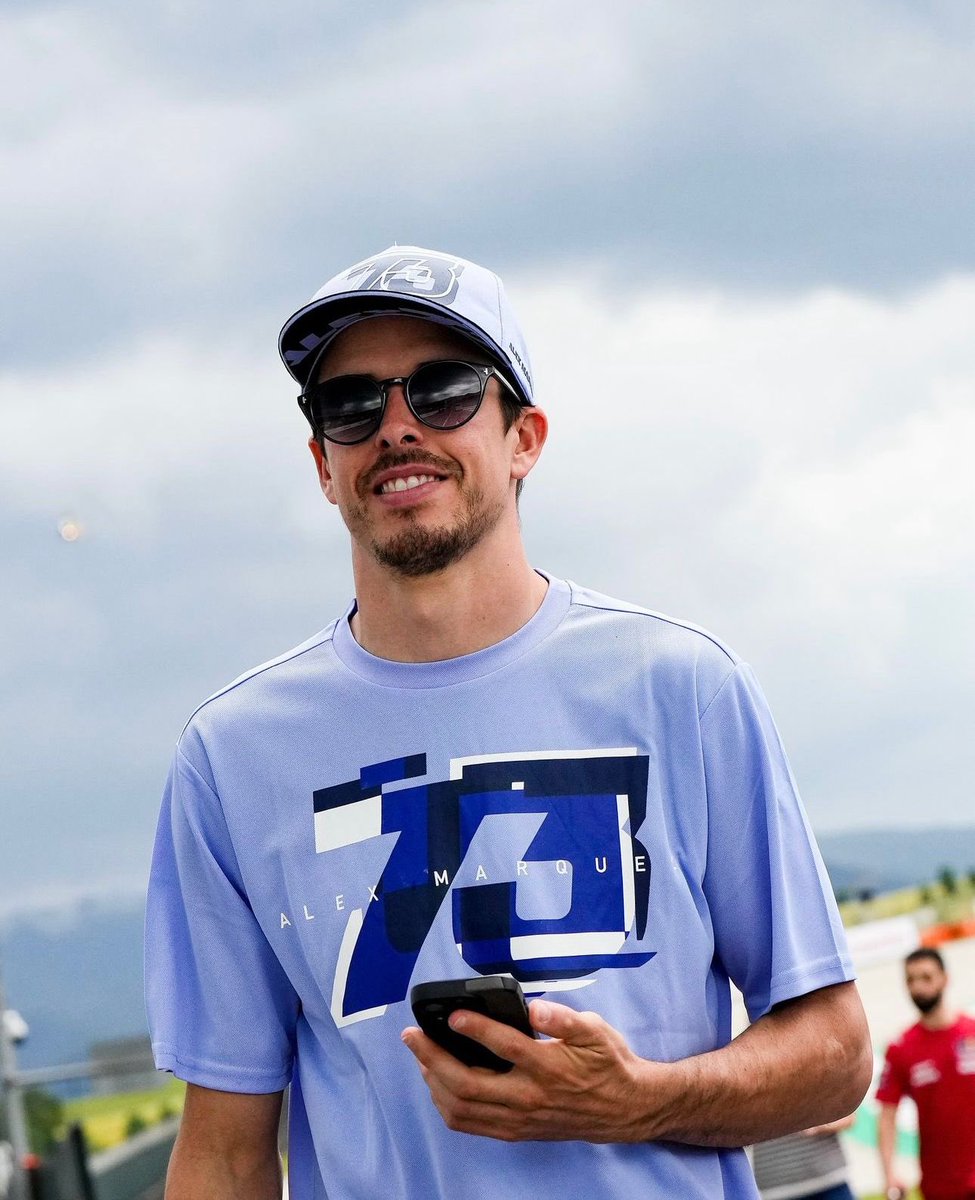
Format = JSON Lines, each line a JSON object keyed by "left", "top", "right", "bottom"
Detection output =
{"left": 911, "top": 991, "right": 943, "bottom": 1015}
{"left": 371, "top": 488, "right": 503, "bottom": 577}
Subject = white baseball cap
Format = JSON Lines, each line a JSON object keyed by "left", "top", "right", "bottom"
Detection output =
{"left": 278, "top": 245, "right": 534, "bottom": 408}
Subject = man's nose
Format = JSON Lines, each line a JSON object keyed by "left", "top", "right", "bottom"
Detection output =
{"left": 375, "top": 383, "right": 422, "bottom": 448}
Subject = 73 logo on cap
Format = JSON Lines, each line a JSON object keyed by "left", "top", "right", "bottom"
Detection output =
{"left": 342, "top": 253, "right": 464, "bottom": 305}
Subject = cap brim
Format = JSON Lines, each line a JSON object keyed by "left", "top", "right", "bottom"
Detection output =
{"left": 278, "top": 292, "right": 531, "bottom": 406}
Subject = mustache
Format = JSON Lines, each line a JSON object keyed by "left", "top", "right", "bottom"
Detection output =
{"left": 358, "top": 450, "right": 458, "bottom": 496}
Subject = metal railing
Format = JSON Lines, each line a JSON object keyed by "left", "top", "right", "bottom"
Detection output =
{"left": 2, "top": 960, "right": 166, "bottom": 1200}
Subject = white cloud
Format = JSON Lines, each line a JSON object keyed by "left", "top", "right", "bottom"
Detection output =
{"left": 2, "top": 0, "right": 973, "bottom": 378}
{"left": 0, "top": 335, "right": 310, "bottom": 531}
{"left": 0, "top": 11, "right": 280, "bottom": 256}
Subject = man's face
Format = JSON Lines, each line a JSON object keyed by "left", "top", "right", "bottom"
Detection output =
{"left": 308, "top": 315, "right": 533, "bottom": 577}
{"left": 905, "top": 958, "right": 947, "bottom": 1015}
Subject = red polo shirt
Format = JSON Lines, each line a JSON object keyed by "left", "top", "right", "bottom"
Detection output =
{"left": 877, "top": 1013, "right": 975, "bottom": 1200}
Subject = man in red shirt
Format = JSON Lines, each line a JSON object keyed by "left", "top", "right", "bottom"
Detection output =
{"left": 877, "top": 947, "right": 975, "bottom": 1200}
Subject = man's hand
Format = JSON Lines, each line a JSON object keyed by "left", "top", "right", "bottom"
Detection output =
{"left": 401, "top": 998, "right": 657, "bottom": 1142}
{"left": 403, "top": 980, "right": 872, "bottom": 1148}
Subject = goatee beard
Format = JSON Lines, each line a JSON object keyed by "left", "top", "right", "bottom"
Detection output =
{"left": 371, "top": 486, "right": 503, "bottom": 577}
{"left": 911, "top": 991, "right": 943, "bottom": 1015}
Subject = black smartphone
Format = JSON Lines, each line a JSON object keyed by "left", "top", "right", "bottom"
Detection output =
{"left": 409, "top": 975, "right": 536, "bottom": 1072}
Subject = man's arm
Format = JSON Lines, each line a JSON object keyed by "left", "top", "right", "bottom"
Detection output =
{"left": 402, "top": 979, "right": 871, "bottom": 1146}
{"left": 877, "top": 1102, "right": 907, "bottom": 1199}
{"left": 165, "top": 1084, "right": 284, "bottom": 1200}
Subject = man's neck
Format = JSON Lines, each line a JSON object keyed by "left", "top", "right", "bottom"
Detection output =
{"left": 919, "top": 1004, "right": 956, "bottom": 1032}
{"left": 349, "top": 541, "right": 548, "bottom": 663}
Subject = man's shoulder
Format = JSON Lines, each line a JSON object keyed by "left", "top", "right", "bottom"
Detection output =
{"left": 897, "top": 1015, "right": 975, "bottom": 1047}
{"left": 562, "top": 578, "right": 742, "bottom": 683}
{"left": 566, "top": 580, "right": 739, "bottom": 656}
{"left": 177, "top": 621, "right": 340, "bottom": 745}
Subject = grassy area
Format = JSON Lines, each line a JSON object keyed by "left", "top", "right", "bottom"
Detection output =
{"left": 861, "top": 1193, "right": 921, "bottom": 1200}
{"left": 839, "top": 878, "right": 975, "bottom": 927}
{"left": 63, "top": 1078, "right": 185, "bottom": 1151}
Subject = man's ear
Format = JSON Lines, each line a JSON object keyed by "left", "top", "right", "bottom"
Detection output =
{"left": 308, "top": 437, "right": 338, "bottom": 505}
{"left": 510, "top": 407, "right": 548, "bottom": 484}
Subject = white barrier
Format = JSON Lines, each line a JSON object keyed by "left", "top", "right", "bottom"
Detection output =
{"left": 844, "top": 916, "right": 921, "bottom": 970}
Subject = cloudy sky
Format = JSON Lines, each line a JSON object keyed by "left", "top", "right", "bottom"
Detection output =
{"left": 2, "top": 0, "right": 973, "bottom": 918}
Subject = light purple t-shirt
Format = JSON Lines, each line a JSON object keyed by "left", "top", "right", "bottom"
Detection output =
{"left": 145, "top": 575, "right": 853, "bottom": 1199}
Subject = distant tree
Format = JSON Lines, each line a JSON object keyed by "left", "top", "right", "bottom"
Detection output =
{"left": 857, "top": 888, "right": 875, "bottom": 903}
{"left": 919, "top": 885, "right": 934, "bottom": 906}
{"left": 124, "top": 1112, "right": 147, "bottom": 1139}
{"left": 938, "top": 866, "right": 958, "bottom": 894}
{"left": 24, "top": 1088, "right": 64, "bottom": 1154}
{"left": 967, "top": 868, "right": 975, "bottom": 889}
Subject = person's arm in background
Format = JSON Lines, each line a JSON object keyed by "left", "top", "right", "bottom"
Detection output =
{"left": 877, "top": 1102, "right": 907, "bottom": 1200}
{"left": 165, "top": 1085, "right": 283, "bottom": 1200}
{"left": 803, "top": 1111, "right": 856, "bottom": 1137}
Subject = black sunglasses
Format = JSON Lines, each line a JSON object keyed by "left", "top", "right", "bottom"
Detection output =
{"left": 299, "top": 359, "right": 521, "bottom": 446}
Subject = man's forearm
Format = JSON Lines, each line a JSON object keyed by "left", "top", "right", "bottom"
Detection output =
{"left": 635, "top": 982, "right": 872, "bottom": 1146}
{"left": 164, "top": 1085, "right": 284, "bottom": 1200}
{"left": 165, "top": 1130, "right": 282, "bottom": 1200}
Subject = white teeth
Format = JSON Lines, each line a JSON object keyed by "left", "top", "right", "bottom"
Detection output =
{"left": 381, "top": 474, "right": 436, "bottom": 494}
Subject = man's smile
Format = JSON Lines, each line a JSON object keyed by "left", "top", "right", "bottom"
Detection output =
{"left": 379, "top": 474, "right": 439, "bottom": 495}
{"left": 360, "top": 454, "right": 456, "bottom": 501}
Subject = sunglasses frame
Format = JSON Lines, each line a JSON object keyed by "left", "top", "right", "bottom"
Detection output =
{"left": 298, "top": 359, "right": 522, "bottom": 445}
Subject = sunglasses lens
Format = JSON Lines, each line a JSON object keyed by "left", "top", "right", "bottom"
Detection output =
{"left": 408, "top": 362, "right": 484, "bottom": 429}
{"left": 307, "top": 376, "right": 384, "bottom": 444}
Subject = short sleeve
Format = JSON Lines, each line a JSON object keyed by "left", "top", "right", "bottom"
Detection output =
{"left": 145, "top": 745, "right": 299, "bottom": 1092}
{"left": 700, "top": 664, "right": 853, "bottom": 1022}
{"left": 875, "top": 1043, "right": 907, "bottom": 1106}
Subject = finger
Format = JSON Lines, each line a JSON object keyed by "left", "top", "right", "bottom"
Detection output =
{"left": 419, "top": 1075, "right": 583, "bottom": 1143}
{"left": 423, "top": 1086, "right": 540, "bottom": 1141}
{"left": 528, "top": 999, "right": 606, "bottom": 1045}
{"left": 401, "top": 1026, "right": 522, "bottom": 1101}
{"left": 401, "top": 1026, "right": 474, "bottom": 1075}
{"left": 446, "top": 1009, "right": 543, "bottom": 1069}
